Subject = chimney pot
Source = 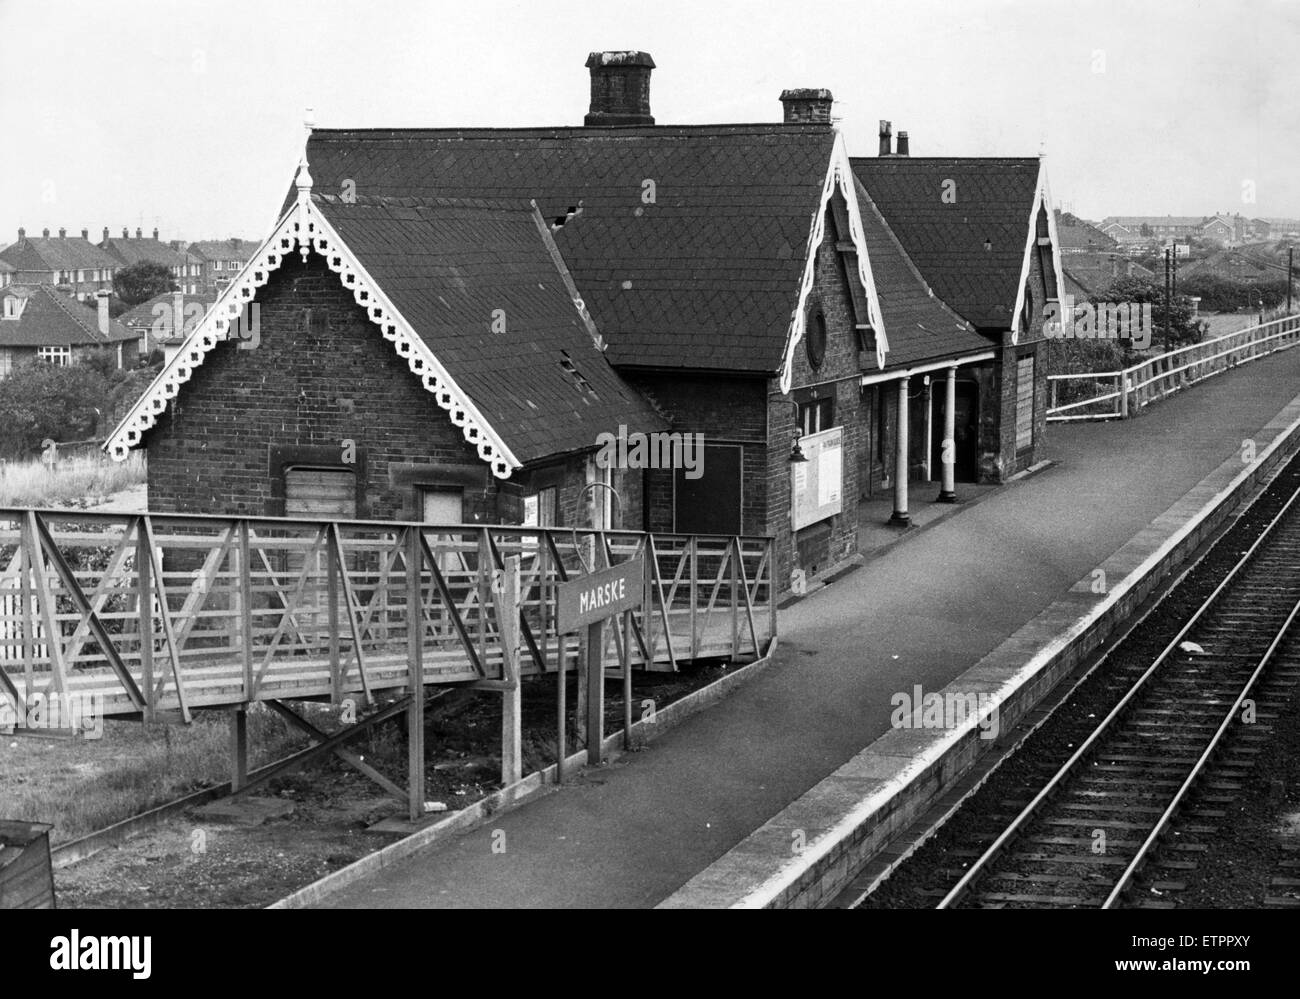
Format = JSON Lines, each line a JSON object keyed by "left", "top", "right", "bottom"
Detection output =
{"left": 895, "top": 131, "right": 910, "bottom": 156}
{"left": 103, "top": 227, "right": 110, "bottom": 243}
{"left": 136, "top": 227, "right": 142, "bottom": 239}
{"left": 17, "top": 227, "right": 25, "bottom": 240}
{"left": 123, "top": 227, "right": 129, "bottom": 238}
{"left": 96, "top": 290, "right": 109, "bottom": 336}
{"left": 59, "top": 228, "right": 66, "bottom": 239}
{"left": 584, "top": 50, "right": 655, "bottom": 127}
{"left": 153, "top": 227, "right": 159, "bottom": 240}
{"left": 779, "top": 88, "right": 834, "bottom": 124}
{"left": 878, "top": 121, "right": 892, "bottom": 157}
{"left": 81, "top": 228, "right": 88, "bottom": 240}
{"left": 43, "top": 228, "right": 50, "bottom": 238}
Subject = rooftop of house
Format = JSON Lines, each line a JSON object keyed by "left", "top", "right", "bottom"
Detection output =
{"left": 99, "top": 230, "right": 191, "bottom": 268}
{"left": 0, "top": 232, "right": 120, "bottom": 273}
{"left": 1055, "top": 210, "right": 1118, "bottom": 253}
{"left": 186, "top": 238, "right": 261, "bottom": 261}
{"left": 0, "top": 284, "right": 138, "bottom": 348}
{"left": 851, "top": 156, "right": 1044, "bottom": 330}
{"left": 309, "top": 192, "right": 665, "bottom": 464}
{"left": 119, "top": 289, "right": 221, "bottom": 328}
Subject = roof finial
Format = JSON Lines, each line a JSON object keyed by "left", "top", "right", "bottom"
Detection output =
{"left": 295, "top": 155, "right": 313, "bottom": 217}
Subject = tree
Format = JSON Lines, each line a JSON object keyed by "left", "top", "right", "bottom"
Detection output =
{"left": 0, "top": 361, "right": 110, "bottom": 459}
{"left": 113, "top": 260, "right": 175, "bottom": 307}
{"left": 1103, "top": 276, "right": 1206, "bottom": 352}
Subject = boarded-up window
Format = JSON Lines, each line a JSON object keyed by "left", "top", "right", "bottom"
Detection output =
{"left": 285, "top": 468, "right": 356, "bottom": 520}
{"left": 1016, "top": 357, "right": 1035, "bottom": 451}
{"left": 675, "top": 444, "right": 742, "bottom": 536}
{"left": 282, "top": 468, "right": 356, "bottom": 646}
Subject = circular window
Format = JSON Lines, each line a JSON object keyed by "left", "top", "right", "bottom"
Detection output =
{"left": 806, "top": 308, "right": 828, "bottom": 369}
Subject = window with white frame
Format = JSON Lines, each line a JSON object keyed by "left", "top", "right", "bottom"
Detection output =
{"left": 37, "top": 345, "right": 72, "bottom": 366}
{"left": 229, "top": 260, "right": 240, "bottom": 270}
{"left": 3, "top": 296, "right": 24, "bottom": 320}
{"left": 0, "top": 348, "right": 11, "bottom": 378}
{"left": 214, "top": 261, "right": 223, "bottom": 271}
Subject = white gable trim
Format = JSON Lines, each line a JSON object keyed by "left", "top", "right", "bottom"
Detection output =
{"left": 1008, "top": 159, "right": 1066, "bottom": 344}
{"left": 104, "top": 170, "right": 520, "bottom": 479}
{"left": 778, "top": 132, "right": 889, "bottom": 394}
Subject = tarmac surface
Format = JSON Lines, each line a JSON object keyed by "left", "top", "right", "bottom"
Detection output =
{"left": 320, "top": 346, "right": 1300, "bottom": 908}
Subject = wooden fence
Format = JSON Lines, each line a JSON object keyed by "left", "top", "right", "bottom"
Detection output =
{"left": 0, "top": 509, "right": 775, "bottom": 725}
{"left": 1047, "top": 314, "right": 1300, "bottom": 422}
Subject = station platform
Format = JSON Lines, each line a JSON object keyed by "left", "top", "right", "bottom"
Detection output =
{"left": 316, "top": 346, "right": 1300, "bottom": 909}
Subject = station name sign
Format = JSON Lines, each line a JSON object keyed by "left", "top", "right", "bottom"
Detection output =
{"left": 556, "top": 557, "right": 644, "bottom": 633}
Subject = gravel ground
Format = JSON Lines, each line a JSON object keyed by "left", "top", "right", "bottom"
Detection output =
{"left": 50, "top": 658, "right": 734, "bottom": 908}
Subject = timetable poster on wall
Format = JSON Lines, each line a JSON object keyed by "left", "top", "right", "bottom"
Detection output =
{"left": 791, "top": 426, "right": 843, "bottom": 530}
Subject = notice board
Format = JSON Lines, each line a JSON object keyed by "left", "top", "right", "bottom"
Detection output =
{"left": 791, "top": 426, "right": 843, "bottom": 530}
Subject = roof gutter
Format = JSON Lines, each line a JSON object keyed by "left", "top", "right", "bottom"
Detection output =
{"left": 859, "top": 349, "right": 995, "bottom": 386}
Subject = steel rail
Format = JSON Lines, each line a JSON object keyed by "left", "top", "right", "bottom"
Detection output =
{"left": 937, "top": 480, "right": 1300, "bottom": 909}
{"left": 1102, "top": 589, "right": 1300, "bottom": 908}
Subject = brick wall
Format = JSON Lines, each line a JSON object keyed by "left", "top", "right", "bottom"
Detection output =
{"left": 622, "top": 372, "right": 768, "bottom": 535}
{"left": 767, "top": 200, "right": 865, "bottom": 586}
{"left": 143, "top": 251, "right": 596, "bottom": 524}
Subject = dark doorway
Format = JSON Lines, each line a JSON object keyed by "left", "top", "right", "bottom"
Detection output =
{"left": 674, "top": 444, "right": 742, "bottom": 535}
{"left": 930, "top": 381, "right": 979, "bottom": 483}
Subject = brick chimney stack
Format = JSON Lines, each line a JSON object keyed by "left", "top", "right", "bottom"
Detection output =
{"left": 895, "top": 131, "right": 910, "bottom": 156}
{"left": 17, "top": 228, "right": 25, "bottom": 241}
{"left": 96, "top": 291, "right": 110, "bottom": 336}
{"left": 584, "top": 51, "right": 655, "bottom": 127}
{"left": 81, "top": 228, "right": 89, "bottom": 240}
{"left": 779, "top": 89, "right": 834, "bottom": 124}
{"left": 135, "top": 227, "right": 143, "bottom": 239}
{"left": 153, "top": 227, "right": 159, "bottom": 240}
{"left": 103, "top": 227, "right": 110, "bottom": 243}
{"left": 58, "top": 228, "right": 66, "bottom": 238}
{"left": 878, "top": 121, "right": 892, "bottom": 156}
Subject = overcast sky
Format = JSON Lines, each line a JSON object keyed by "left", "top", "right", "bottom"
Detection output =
{"left": 2, "top": 0, "right": 1297, "bottom": 245}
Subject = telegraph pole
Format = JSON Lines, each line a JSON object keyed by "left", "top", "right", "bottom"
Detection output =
{"left": 1170, "top": 247, "right": 1180, "bottom": 353}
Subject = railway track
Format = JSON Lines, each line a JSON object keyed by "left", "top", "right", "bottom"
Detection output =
{"left": 936, "top": 481, "right": 1300, "bottom": 909}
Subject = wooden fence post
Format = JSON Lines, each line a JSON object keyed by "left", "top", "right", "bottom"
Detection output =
{"left": 500, "top": 555, "right": 522, "bottom": 787}
{"left": 406, "top": 526, "right": 425, "bottom": 822}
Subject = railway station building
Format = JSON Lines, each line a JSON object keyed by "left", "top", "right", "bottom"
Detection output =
{"left": 106, "top": 51, "right": 1064, "bottom": 593}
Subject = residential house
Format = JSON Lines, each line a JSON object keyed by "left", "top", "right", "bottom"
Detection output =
{"left": 0, "top": 229, "right": 120, "bottom": 301}
{"left": 119, "top": 288, "right": 220, "bottom": 356}
{"left": 1055, "top": 211, "right": 1118, "bottom": 255}
{"left": 99, "top": 227, "right": 202, "bottom": 294}
{"left": 187, "top": 238, "right": 260, "bottom": 293}
{"left": 0, "top": 285, "right": 141, "bottom": 379}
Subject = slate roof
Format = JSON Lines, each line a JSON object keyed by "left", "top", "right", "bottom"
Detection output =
{"left": 0, "top": 285, "right": 138, "bottom": 348}
{"left": 852, "top": 157, "right": 1042, "bottom": 331}
{"left": 100, "top": 236, "right": 190, "bottom": 269}
{"left": 312, "top": 193, "right": 665, "bottom": 465}
{"left": 295, "top": 125, "right": 843, "bottom": 374}
{"left": 1055, "top": 211, "right": 1118, "bottom": 254}
{"left": 0, "top": 236, "right": 119, "bottom": 273}
{"left": 186, "top": 238, "right": 260, "bottom": 262}
{"left": 119, "top": 290, "right": 220, "bottom": 330}
{"left": 851, "top": 178, "right": 992, "bottom": 368}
